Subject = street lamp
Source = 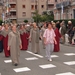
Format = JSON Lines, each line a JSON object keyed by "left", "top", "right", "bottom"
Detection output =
{"left": 35, "top": 0, "right": 38, "bottom": 25}
{"left": 46, "top": 0, "right": 48, "bottom": 10}
{"left": 0, "top": 0, "right": 6, "bottom": 23}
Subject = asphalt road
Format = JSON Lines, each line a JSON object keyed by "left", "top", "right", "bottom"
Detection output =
{"left": 0, "top": 42, "right": 75, "bottom": 75}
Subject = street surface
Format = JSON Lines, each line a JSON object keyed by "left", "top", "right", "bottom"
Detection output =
{"left": 0, "top": 42, "right": 75, "bottom": 75}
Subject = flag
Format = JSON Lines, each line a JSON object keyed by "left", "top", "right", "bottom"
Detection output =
{"left": 61, "top": 5, "right": 63, "bottom": 14}
{"left": 2, "top": 13, "right": 5, "bottom": 22}
{"left": 6, "top": 0, "right": 10, "bottom": 13}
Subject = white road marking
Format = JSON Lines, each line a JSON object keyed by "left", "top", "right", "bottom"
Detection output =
{"left": 39, "top": 64, "right": 56, "bottom": 69}
{"left": 56, "top": 72, "right": 75, "bottom": 75}
{"left": 4, "top": 60, "right": 12, "bottom": 63}
{"left": 51, "top": 55, "right": 59, "bottom": 58}
{"left": 64, "top": 61, "right": 75, "bottom": 65}
{"left": 13, "top": 67, "right": 31, "bottom": 73}
{"left": 25, "top": 57, "right": 38, "bottom": 60}
{"left": 64, "top": 53, "right": 75, "bottom": 56}
{"left": 26, "top": 51, "right": 43, "bottom": 58}
{"left": 0, "top": 73, "right": 1, "bottom": 75}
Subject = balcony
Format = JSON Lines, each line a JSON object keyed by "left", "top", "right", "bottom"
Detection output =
{"left": 9, "top": 15, "right": 17, "bottom": 19}
{"left": 48, "top": 1, "right": 54, "bottom": 5}
{"left": 9, "top": 0, "right": 16, "bottom": 4}
{"left": 10, "top": 8, "right": 16, "bottom": 12}
{"left": 71, "top": 0, "right": 75, "bottom": 6}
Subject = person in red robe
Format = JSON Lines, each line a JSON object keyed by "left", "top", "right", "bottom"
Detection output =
{"left": 52, "top": 22, "right": 61, "bottom": 52}
{"left": 19, "top": 24, "right": 29, "bottom": 50}
{"left": 2, "top": 24, "right": 10, "bottom": 57}
{"left": 0, "top": 26, "right": 3, "bottom": 53}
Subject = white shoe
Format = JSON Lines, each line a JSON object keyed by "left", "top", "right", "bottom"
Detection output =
{"left": 49, "top": 58, "right": 52, "bottom": 61}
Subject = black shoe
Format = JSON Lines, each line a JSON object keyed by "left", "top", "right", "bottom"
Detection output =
{"left": 14, "top": 63, "right": 18, "bottom": 66}
{"left": 35, "top": 53, "right": 38, "bottom": 54}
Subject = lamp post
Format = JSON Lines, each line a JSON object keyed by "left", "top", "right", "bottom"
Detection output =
{"left": 0, "top": 0, "right": 5, "bottom": 23}
{"left": 46, "top": 0, "right": 48, "bottom": 10}
{"left": 35, "top": 0, "right": 38, "bottom": 25}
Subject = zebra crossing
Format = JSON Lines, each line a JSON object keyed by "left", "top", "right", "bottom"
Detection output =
{"left": 1, "top": 50, "right": 75, "bottom": 75}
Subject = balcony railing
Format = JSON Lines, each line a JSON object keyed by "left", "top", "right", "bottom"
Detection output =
{"left": 10, "top": 8, "right": 16, "bottom": 11}
{"left": 9, "top": 0, "right": 16, "bottom": 4}
{"left": 9, "top": 15, "right": 17, "bottom": 19}
{"left": 48, "top": 1, "right": 54, "bottom": 5}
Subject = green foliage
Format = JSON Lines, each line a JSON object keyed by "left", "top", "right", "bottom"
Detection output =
{"left": 32, "top": 11, "right": 54, "bottom": 23}
{"left": 24, "top": 19, "right": 28, "bottom": 23}
{"left": 0, "top": 20, "right": 3, "bottom": 25}
{"left": 33, "top": 14, "right": 41, "bottom": 23}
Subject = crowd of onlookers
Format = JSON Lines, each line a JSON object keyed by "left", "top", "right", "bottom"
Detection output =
{"left": 54, "top": 20, "right": 75, "bottom": 45}
{"left": 39, "top": 20, "right": 75, "bottom": 45}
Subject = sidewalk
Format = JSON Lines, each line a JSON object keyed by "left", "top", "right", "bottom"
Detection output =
{"left": 61, "top": 43, "right": 75, "bottom": 47}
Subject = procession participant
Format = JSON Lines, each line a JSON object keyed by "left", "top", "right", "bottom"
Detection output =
{"left": 40, "top": 22, "right": 47, "bottom": 49}
{"left": 2, "top": 23, "right": 5, "bottom": 30}
{"left": 26, "top": 23, "right": 31, "bottom": 32}
{"left": 2, "top": 24, "right": 10, "bottom": 57}
{"left": 43, "top": 22, "right": 57, "bottom": 61}
{"left": 29, "top": 23, "right": 40, "bottom": 54}
{"left": 0, "top": 26, "right": 3, "bottom": 53}
{"left": 56, "top": 21, "right": 60, "bottom": 30}
{"left": 8, "top": 24, "right": 22, "bottom": 66}
{"left": 20, "top": 24, "right": 29, "bottom": 50}
{"left": 52, "top": 22, "right": 61, "bottom": 52}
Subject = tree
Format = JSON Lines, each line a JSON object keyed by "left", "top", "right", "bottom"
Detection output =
{"left": 32, "top": 10, "right": 42, "bottom": 23}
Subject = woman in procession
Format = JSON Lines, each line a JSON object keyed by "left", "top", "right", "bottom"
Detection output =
{"left": 19, "top": 24, "right": 29, "bottom": 50}
{"left": 2, "top": 24, "right": 10, "bottom": 57}
{"left": 8, "top": 24, "right": 22, "bottom": 66}
{"left": 43, "top": 22, "right": 57, "bottom": 61}
{"left": 0, "top": 25, "right": 3, "bottom": 53}
{"left": 29, "top": 22, "right": 40, "bottom": 54}
{"left": 40, "top": 22, "right": 47, "bottom": 49}
{"left": 52, "top": 22, "right": 61, "bottom": 52}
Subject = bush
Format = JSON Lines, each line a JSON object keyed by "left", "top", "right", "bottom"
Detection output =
{"left": 0, "top": 20, "right": 3, "bottom": 25}
{"left": 24, "top": 20, "right": 28, "bottom": 23}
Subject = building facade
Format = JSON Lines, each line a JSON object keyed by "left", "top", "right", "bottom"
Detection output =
{"left": 54, "top": 0, "right": 75, "bottom": 20}
{"left": 4, "top": 0, "right": 55, "bottom": 23}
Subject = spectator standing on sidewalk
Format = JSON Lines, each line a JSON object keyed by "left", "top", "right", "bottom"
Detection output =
{"left": 40, "top": 22, "right": 47, "bottom": 49}
{"left": 67, "top": 21, "right": 73, "bottom": 44}
{"left": 59, "top": 22, "right": 66, "bottom": 44}
{"left": 71, "top": 27, "right": 75, "bottom": 45}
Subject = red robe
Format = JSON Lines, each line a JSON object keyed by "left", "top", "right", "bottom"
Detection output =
{"left": 20, "top": 32, "right": 29, "bottom": 50}
{"left": 3, "top": 35, "right": 10, "bottom": 57}
{"left": 54, "top": 28, "right": 61, "bottom": 52}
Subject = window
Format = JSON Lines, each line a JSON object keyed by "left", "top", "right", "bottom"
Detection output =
{"left": 41, "top": 5, "right": 44, "bottom": 9}
{"left": 35, "top": 5, "right": 37, "bottom": 9}
{"left": 41, "top": 0, "right": 44, "bottom": 2}
{"left": 31, "top": 5, "right": 34, "bottom": 10}
{"left": 31, "top": 12, "right": 35, "bottom": 16}
{"left": 22, "top": 12, "right": 26, "bottom": 16}
{"left": 22, "top": 5, "right": 25, "bottom": 8}
{"left": 55, "top": 0, "right": 57, "bottom": 2}
{"left": 31, "top": 0, "right": 35, "bottom": 3}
